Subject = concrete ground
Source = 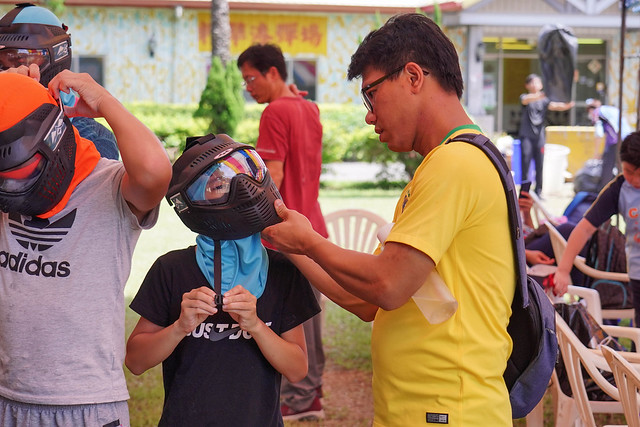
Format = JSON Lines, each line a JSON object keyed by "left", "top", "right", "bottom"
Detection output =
{"left": 321, "top": 162, "right": 409, "bottom": 183}
{"left": 539, "top": 181, "right": 576, "bottom": 219}
{"left": 321, "top": 161, "right": 576, "bottom": 217}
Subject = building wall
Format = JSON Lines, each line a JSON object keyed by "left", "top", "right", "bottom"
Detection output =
{"left": 0, "top": 5, "right": 465, "bottom": 107}
{"left": 65, "top": 7, "right": 205, "bottom": 104}
{"left": 0, "top": 5, "right": 206, "bottom": 104}
{"left": 608, "top": 29, "right": 640, "bottom": 127}
{"left": 4, "top": 3, "right": 632, "bottom": 131}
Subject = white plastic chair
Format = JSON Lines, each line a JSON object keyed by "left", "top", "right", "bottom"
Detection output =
{"left": 546, "top": 222, "right": 634, "bottom": 323}
{"left": 529, "top": 191, "right": 561, "bottom": 228}
{"left": 555, "top": 312, "right": 625, "bottom": 427}
{"left": 526, "top": 285, "right": 640, "bottom": 426}
{"left": 322, "top": 209, "right": 387, "bottom": 326}
{"left": 602, "top": 345, "right": 640, "bottom": 427}
{"left": 324, "top": 209, "right": 387, "bottom": 254}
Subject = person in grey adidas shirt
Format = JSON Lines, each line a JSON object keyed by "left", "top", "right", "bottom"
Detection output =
{"left": 0, "top": 71, "right": 171, "bottom": 427}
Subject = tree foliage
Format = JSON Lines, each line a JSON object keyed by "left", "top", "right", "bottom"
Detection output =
{"left": 43, "top": 0, "right": 65, "bottom": 15}
{"left": 193, "top": 56, "right": 245, "bottom": 140}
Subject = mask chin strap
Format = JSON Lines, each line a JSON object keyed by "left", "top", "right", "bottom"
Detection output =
{"left": 0, "top": 4, "right": 26, "bottom": 27}
{"left": 214, "top": 239, "right": 223, "bottom": 308}
{"left": 209, "top": 239, "right": 241, "bottom": 342}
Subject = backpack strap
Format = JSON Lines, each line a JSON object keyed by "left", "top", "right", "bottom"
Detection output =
{"left": 446, "top": 133, "right": 529, "bottom": 307}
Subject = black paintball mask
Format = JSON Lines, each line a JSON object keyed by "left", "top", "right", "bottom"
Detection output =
{"left": 0, "top": 100, "right": 76, "bottom": 216}
{"left": 167, "top": 134, "right": 282, "bottom": 240}
{"left": 0, "top": 3, "right": 72, "bottom": 87}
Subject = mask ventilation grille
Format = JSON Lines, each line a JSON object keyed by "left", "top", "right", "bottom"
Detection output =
{"left": 0, "top": 34, "right": 28, "bottom": 42}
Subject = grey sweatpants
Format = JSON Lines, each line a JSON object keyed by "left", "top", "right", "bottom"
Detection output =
{"left": 281, "top": 285, "right": 325, "bottom": 411}
{"left": 0, "top": 395, "right": 129, "bottom": 427}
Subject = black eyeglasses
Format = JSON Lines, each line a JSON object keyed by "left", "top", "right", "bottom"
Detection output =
{"left": 242, "top": 75, "right": 257, "bottom": 88}
{"left": 360, "top": 65, "right": 429, "bottom": 113}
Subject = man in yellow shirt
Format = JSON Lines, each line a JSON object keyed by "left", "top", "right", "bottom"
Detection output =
{"left": 263, "top": 13, "right": 514, "bottom": 426}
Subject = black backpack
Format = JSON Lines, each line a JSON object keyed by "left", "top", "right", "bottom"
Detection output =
{"left": 583, "top": 220, "right": 632, "bottom": 309}
{"left": 554, "top": 302, "right": 622, "bottom": 401}
{"left": 447, "top": 133, "right": 558, "bottom": 419}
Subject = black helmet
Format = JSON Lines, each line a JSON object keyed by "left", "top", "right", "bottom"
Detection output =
{"left": 0, "top": 3, "right": 72, "bottom": 87}
{"left": 167, "top": 134, "right": 282, "bottom": 240}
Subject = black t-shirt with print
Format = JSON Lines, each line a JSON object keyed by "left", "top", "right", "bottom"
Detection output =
{"left": 130, "top": 247, "right": 321, "bottom": 427}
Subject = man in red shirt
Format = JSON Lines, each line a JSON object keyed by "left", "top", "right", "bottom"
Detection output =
{"left": 238, "top": 43, "right": 328, "bottom": 421}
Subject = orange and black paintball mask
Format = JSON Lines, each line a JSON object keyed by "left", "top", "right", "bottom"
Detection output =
{"left": 0, "top": 73, "right": 76, "bottom": 216}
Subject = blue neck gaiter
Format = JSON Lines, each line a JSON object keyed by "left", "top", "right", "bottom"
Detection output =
{"left": 195, "top": 233, "right": 268, "bottom": 299}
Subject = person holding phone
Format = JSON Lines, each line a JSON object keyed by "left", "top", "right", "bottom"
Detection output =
{"left": 518, "top": 188, "right": 586, "bottom": 285}
{"left": 520, "top": 180, "right": 531, "bottom": 197}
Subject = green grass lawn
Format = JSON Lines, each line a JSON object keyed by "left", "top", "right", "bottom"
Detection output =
{"left": 124, "top": 187, "right": 398, "bottom": 425}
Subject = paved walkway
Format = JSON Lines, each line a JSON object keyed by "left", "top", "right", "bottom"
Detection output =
{"left": 539, "top": 182, "right": 576, "bottom": 218}
{"left": 321, "top": 162, "right": 409, "bottom": 182}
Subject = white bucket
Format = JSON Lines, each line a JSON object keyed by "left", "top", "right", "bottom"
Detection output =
{"left": 543, "top": 143, "right": 570, "bottom": 196}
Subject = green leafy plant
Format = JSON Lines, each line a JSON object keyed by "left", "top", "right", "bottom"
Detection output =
{"left": 123, "top": 103, "right": 208, "bottom": 150}
{"left": 44, "top": 0, "right": 65, "bottom": 14}
{"left": 194, "top": 56, "right": 245, "bottom": 144}
{"left": 127, "top": 101, "right": 422, "bottom": 178}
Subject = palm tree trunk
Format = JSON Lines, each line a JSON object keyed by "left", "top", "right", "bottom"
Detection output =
{"left": 210, "top": 0, "right": 231, "bottom": 65}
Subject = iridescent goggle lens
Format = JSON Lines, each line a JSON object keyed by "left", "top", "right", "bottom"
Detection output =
{"left": 0, "top": 153, "right": 46, "bottom": 193}
{"left": 186, "top": 148, "right": 267, "bottom": 205}
{"left": 0, "top": 48, "right": 50, "bottom": 70}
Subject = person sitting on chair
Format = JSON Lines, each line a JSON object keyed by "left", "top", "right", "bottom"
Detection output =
{"left": 520, "top": 190, "right": 585, "bottom": 285}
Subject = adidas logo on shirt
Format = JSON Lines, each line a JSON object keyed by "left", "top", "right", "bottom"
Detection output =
{"left": 0, "top": 210, "right": 76, "bottom": 278}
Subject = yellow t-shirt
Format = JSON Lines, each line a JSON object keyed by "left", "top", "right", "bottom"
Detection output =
{"left": 371, "top": 130, "right": 514, "bottom": 426}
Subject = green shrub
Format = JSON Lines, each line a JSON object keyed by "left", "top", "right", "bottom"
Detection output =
{"left": 126, "top": 101, "right": 421, "bottom": 178}
{"left": 232, "top": 104, "right": 264, "bottom": 147}
{"left": 124, "top": 103, "right": 208, "bottom": 148}
{"left": 194, "top": 57, "right": 245, "bottom": 141}
{"left": 319, "top": 104, "right": 422, "bottom": 177}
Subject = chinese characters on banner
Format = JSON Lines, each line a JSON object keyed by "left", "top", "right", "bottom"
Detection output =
{"left": 198, "top": 13, "right": 327, "bottom": 56}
